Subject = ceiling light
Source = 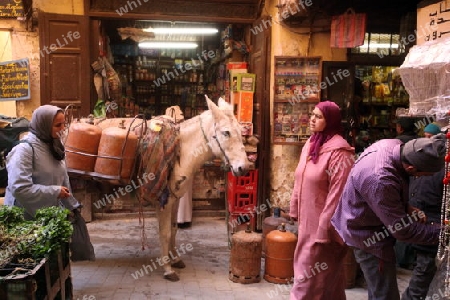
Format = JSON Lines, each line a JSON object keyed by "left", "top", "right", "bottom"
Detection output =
{"left": 143, "top": 27, "right": 218, "bottom": 35}
{"left": 358, "top": 43, "right": 399, "bottom": 49}
{"left": 138, "top": 42, "right": 198, "bottom": 49}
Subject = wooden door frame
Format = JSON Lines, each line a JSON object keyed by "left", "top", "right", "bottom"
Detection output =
{"left": 321, "top": 61, "right": 356, "bottom": 146}
{"left": 249, "top": 16, "right": 271, "bottom": 229}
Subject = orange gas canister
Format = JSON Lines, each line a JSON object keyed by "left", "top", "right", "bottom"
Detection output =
{"left": 262, "top": 207, "right": 288, "bottom": 255}
{"left": 65, "top": 122, "right": 102, "bottom": 172}
{"left": 264, "top": 223, "right": 297, "bottom": 284}
{"left": 94, "top": 126, "right": 139, "bottom": 182}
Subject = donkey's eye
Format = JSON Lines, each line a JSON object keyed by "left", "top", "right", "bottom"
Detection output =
{"left": 222, "top": 131, "right": 230, "bottom": 137}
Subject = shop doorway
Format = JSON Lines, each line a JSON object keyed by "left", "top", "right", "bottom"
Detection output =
{"left": 38, "top": 10, "right": 271, "bottom": 222}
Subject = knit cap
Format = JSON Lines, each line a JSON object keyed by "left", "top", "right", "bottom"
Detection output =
{"left": 403, "top": 133, "right": 446, "bottom": 172}
{"left": 424, "top": 123, "right": 441, "bottom": 135}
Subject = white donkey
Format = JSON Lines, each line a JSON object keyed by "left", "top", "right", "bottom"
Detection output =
{"left": 148, "top": 96, "right": 251, "bottom": 281}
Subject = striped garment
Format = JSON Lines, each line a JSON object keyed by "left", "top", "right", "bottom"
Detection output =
{"left": 138, "top": 116, "right": 180, "bottom": 208}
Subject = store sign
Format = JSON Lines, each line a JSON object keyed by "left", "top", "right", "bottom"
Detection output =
{"left": 0, "top": 0, "right": 24, "bottom": 18}
{"left": 0, "top": 58, "right": 30, "bottom": 101}
{"left": 417, "top": 0, "right": 450, "bottom": 45}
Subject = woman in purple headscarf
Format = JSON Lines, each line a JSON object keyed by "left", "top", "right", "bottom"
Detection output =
{"left": 289, "top": 101, "right": 355, "bottom": 300}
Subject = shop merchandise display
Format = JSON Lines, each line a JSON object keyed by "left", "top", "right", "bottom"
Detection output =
{"left": 273, "top": 56, "right": 321, "bottom": 144}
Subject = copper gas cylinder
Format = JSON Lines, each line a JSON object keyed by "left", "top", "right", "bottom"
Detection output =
{"left": 95, "top": 118, "right": 148, "bottom": 138}
{"left": 65, "top": 122, "right": 102, "bottom": 172}
{"left": 229, "top": 226, "right": 262, "bottom": 284}
{"left": 96, "top": 118, "right": 136, "bottom": 130}
{"left": 262, "top": 207, "right": 288, "bottom": 255}
{"left": 264, "top": 223, "right": 297, "bottom": 284}
{"left": 94, "top": 126, "right": 139, "bottom": 182}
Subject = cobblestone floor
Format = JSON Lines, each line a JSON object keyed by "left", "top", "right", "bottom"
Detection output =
{"left": 71, "top": 216, "right": 412, "bottom": 300}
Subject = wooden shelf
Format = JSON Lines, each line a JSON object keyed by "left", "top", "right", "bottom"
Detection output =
{"left": 114, "top": 49, "right": 210, "bottom": 118}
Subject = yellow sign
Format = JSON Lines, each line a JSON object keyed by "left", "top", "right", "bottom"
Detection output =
{"left": 0, "top": 0, "right": 24, "bottom": 18}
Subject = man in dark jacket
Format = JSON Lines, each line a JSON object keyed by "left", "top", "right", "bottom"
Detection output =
{"left": 401, "top": 126, "right": 444, "bottom": 300}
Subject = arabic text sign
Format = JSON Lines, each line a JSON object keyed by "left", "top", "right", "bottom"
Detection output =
{"left": 0, "top": 59, "right": 30, "bottom": 101}
{"left": 418, "top": 0, "right": 450, "bottom": 45}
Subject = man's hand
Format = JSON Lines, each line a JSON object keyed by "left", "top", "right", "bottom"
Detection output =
{"left": 408, "top": 205, "right": 427, "bottom": 223}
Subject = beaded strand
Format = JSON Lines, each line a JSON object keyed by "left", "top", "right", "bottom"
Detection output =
{"left": 438, "top": 119, "right": 450, "bottom": 297}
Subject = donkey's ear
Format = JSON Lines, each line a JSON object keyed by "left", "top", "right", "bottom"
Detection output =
{"left": 217, "top": 97, "right": 232, "bottom": 110}
{"left": 205, "top": 95, "right": 222, "bottom": 119}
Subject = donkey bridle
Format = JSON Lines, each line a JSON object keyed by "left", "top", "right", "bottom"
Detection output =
{"left": 199, "top": 115, "right": 232, "bottom": 168}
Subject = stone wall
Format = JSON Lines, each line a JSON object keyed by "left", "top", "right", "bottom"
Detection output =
{"left": 265, "top": 0, "right": 347, "bottom": 209}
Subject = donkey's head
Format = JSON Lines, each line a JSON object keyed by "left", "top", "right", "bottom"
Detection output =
{"left": 206, "top": 96, "right": 251, "bottom": 176}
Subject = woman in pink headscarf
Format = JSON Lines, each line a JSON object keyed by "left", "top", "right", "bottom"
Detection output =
{"left": 289, "top": 101, "right": 355, "bottom": 300}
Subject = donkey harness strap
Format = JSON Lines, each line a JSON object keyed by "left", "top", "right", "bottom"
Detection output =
{"left": 199, "top": 115, "right": 231, "bottom": 167}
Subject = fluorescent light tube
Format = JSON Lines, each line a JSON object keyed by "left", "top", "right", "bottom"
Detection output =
{"left": 138, "top": 42, "right": 198, "bottom": 49}
{"left": 358, "top": 43, "right": 399, "bottom": 49}
{"left": 143, "top": 28, "right": 218, "bottom": 34}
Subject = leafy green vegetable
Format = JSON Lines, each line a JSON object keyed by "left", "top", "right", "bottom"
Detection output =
{"left": 31, "top": 206, "right": 74, "bottom": 257}
{"left": 0, "top": 206, "right": 25, "bottom": 228}
{"left": 0, "top": 206, "right": 73, "bottom": 268}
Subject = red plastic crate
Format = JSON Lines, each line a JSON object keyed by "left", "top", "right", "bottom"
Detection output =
{"left": 227, "top": 170, "right": 258, "bottom": 192}
{"left": 227, "top": 191, "right": 257, "bottom": 213}
{"left": 227, "top": 170, "right": 258, "bottom": 213}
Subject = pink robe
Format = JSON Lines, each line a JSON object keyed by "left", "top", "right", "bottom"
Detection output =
{"left": 289, "top": 134, "right": 355, "bottom": 300}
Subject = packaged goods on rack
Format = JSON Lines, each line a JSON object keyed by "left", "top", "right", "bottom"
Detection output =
{"left": 273, "top": 56, "right": 321, "bottom": 144}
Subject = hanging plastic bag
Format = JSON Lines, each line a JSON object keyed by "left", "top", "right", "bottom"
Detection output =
{"left": 330, "top": 8, "right": 367, "bottom": 48}
{"left": 69, "top": 209, "right": 96, "bottom": 261}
